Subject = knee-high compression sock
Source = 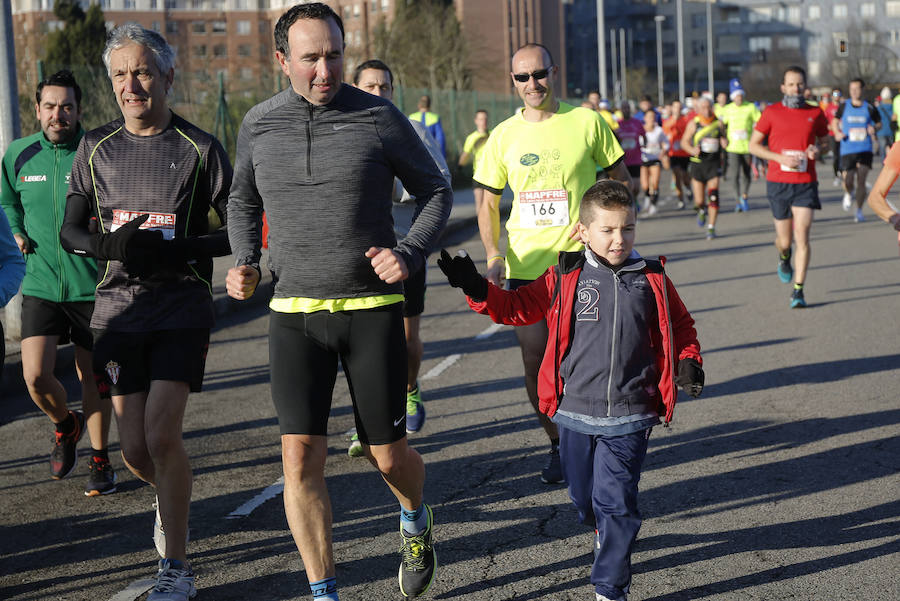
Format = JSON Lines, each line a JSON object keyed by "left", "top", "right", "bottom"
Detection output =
{"left": 310, "top": 577, "right": 339, "bottom": 601}
{"left": 650, "top": 191, "right": 659, "bottom": 206}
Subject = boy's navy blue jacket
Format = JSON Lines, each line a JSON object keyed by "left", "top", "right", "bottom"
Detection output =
{"left": 467, "top": 250, "right": 702, "bottom": 424}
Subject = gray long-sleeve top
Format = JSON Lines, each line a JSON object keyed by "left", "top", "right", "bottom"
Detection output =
{"left": 227, "top": 84, "right": 453, "bottom": 300}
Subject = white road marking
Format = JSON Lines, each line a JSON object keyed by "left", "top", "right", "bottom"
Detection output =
{"left": 223, "top": 323, "right": 507, "bottom": 520}
{"left": 107, "top": 578, "right": 155, "bottom": 601}
{"left": 421, "top": 323, "right": 506, "bottom": 381}
{"left": 226, "top": 476, "right": 285, "bottom": 519}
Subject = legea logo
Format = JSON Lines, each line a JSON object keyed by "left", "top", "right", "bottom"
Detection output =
{"left": 520, "top": 153, "right": 540, "bottom": 166}
{"left": 21, "top": 175, "right": 47, "bottom": 182}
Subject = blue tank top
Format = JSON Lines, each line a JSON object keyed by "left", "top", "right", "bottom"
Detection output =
{"left": 840, "top": 101, "right": 875, "bottom": 155}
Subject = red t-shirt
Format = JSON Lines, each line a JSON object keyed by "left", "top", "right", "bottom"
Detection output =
{"left": 823, "top": 102, "right": 840, "bottom": 137}
{"left": 664, "top": 115, "right": 690, "bottom": 157}
{"left": 755, "top": 102, "right": 829, "bottom": 184}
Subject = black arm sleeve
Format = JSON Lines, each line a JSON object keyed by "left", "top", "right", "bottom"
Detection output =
{"left": 60, "top": 193, "right": 103, "bottom": 258}
{"left": 869, "top": 104, "right": 881, "bottom": 127}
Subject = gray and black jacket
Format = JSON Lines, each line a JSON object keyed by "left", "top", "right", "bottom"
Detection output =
{"left": 227, "top": 84, "right": 452, "bottom": 300}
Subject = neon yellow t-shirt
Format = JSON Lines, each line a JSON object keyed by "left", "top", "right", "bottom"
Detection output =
{"left": 463, "top": 130, "right": 490, "bottom": 173}
{"left": 720, "top": 102, "right": 760, "bottom": 154}
{"left": 893, "top": 94, "right": 900, "bottom": 141}
{"left": 474, "top": 102, "right": 624, "bottom": 280}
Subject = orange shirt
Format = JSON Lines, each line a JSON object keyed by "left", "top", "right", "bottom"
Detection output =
{"left": 663, "top": 115, "right": 690, "bottom": 157}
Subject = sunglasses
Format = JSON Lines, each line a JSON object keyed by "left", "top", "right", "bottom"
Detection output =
{"left": 512, "top": 67, "right": 553, "bottom": 83}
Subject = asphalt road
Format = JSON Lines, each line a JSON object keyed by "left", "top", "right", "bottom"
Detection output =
{"left": 1, "top": 171, "right": 898, "bottom": 601}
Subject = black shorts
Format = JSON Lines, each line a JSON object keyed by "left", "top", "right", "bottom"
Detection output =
{"left": 840, "top": 152, "right": 873, "bottom": 171}
{"left": 269, "top": 303, "right": 407, "bottom": 445}
{"left": 642, "top": 159, "right": 662, "bottom": 168}
{"left": 91, "top": 328, "right": 210, "bottom": 396}
{"left": 626, "top": 164, "right": 641, "bottom": 178}
{"left": 766, "top": 181, "right": 821, "bottom": 220}
{"left": 689, "top": 159, "right": 720, "bottom": 183}
{"left": 21, "top": 295, "right": 94, "bottom": 349}
{"left": 402, "top": 265, "right": 426, "bottom": 318}
{"left": 670, "top": 156, "right": 690, "bottom": 170}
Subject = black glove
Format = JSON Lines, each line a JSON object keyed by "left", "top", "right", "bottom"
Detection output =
{"left": 437, "top": 249, "right": 488, "bottom": 301}
{"left": 124, "top": 230, "right": 195, "bottom": 278}
{"left": 95, "top": 214, "right": 149, "bottom": 262}
{"left": 674, "top": 358, "right": 704, "bottom": 398}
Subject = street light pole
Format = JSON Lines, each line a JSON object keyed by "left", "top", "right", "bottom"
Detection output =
{"left": 676, "top": 0, "right": 685, "bottom": 101}
{"left": 610, "top": 28, "right": 618, "bottom": 105}
{"left": 655, "top": 15, "right": 665, "bottom": 107}
{"left": 0, "top": 0, "right": 20, "bottom": 154}
{"left": 706, "top": 0, "right": 714, "bottom": 95}
{"left": 597, "top": 0, "right": 606, "bottom": 99}
{"left": 619, "top": 28, "right": 627, "bottom": 106}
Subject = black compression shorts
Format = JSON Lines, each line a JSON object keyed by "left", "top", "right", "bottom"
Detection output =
{"left": 91, "top": 328, "right": 210, "bottom": 396}
{"left": 403, "top": 265, "right": 426, "bottom": 318}
{"left": 689, "top": 159, "right": 720, "bottom": 183}
{"left": 269, "top": 303, "right": 407, "bottom": 444}
{"left": 669, "top": 156, "right": 690, "bottom": 170}
{"left": 840, "top": 152, "right": 873, "bottom": 171}
{"left": 21, "top": 296, "right": 94, "bottom": 349}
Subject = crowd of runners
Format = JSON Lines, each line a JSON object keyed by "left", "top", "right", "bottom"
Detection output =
{"left": 2, "top": 2, "right": 900, "bottom": 601}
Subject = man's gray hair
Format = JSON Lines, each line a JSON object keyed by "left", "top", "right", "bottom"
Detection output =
{"left": 103, "top": 23, "right": 176, "bottom": 76}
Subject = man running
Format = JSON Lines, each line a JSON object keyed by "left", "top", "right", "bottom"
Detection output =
{"left": 750, "top": 66, "right": 829, "bottom": 309}
{"left": 616, "top": 102, "right": 644, "bottom": 203}
{"left": 474, "top": 42, "right": 628, "bottom": 485}
{"left": 719, "top": 78, "right": 760, "bottom": 213}
{"left": 682, "top": 97, "right": 728, "bottom": 239}
{"left": 663, "top": 99, "right": 691, "bottom": 209}
{"left": 352, "top": 58, "right": 452, "bottom": 443}
{"left": 60, "top": 24, "right": 232, "bottom": 600}
{"left": 459, "top": 109, "right": 490, "bottom": 214}
{"left": 408, "top": 95, "right": 446, "bottom": 158}
{"left": 225, "top": 4, "right": 451, "bottom": 599}
{"left": 0, "top": 70, "right": 117, "bottom": 495}
{"left": 833, "top": 78, "right": 880, "bottom": 222}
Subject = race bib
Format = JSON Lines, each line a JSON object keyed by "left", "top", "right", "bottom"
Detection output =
{"left": 518, "top": 189, "right": 570, "bottom": 229}
{"left": 732, "top": 130, "right": 748, "bottom": 141}
{"left": 779, "top": 150, "right": 808, "bottom": 173}
{"left": 700, "top": 138, "right": 720, "bottom": 153}
{"left": 111, "top": 209, "right": 176, "bottom": 240}
{"left": 621, "top": 138, "right": 638, "bottom": 150}
{"left": 848, "top": 127, "right": 867, "bottom": 142}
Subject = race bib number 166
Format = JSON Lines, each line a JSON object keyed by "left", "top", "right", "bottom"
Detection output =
{"left": 518, "top": 189, "right": 570, "bottom": 228}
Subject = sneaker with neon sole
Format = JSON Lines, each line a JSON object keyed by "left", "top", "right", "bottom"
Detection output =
{"left": 398, "top": 504, "right": 436, "bottom": 598}
{"left": 406, "top": 385, "right": 426, "bottom": 433}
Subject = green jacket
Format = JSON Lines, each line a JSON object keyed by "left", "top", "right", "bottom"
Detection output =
{"left": 0, "top": 128, "right": 97, "bottom": 302}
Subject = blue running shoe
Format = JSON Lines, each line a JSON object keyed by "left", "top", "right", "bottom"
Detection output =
{"left": 696, "top": 209, "right": 707, "bottom": 227}
{"left": 406, "top": 385, "right": 425, "bottom": 433}
{"left": 790, "top": 287, "right": 807, "bottom": 308}
{"left": 777, "top": 258, "right": 793, "bottom": 283}
{"left": 739, "top": 196, "right": 750, "bottom": 212}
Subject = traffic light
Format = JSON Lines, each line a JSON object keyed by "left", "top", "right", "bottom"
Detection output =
{"left": 837, "top": 39, "right": 849, "bottom": 57}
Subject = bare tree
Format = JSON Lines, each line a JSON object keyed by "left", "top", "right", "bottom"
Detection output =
{"left": 823, "top": 19, "right": 897, "bottom": 87}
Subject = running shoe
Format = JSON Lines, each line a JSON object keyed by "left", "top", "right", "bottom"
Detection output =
{"left": 147, "top": 559, "right": 197, "bottom": 601}
{"left": 842, "top": 192, "right": 852, "bottom": 211}
{"left": 676, "top": 199, "right": 685, "bottom": 210}
{"left": 739, "top": 196, "right": 750, "bottom": 212}
{"left": 705, "top": 227, "right": 716, "bottom": 240}
{"left": 696, "top": 209, "right": 707, "bottom": 227}
{"left": 153, "top": 496, "right": 189, "bottom": 558}
{"left": 348, "top": 431, "right": 364, "bottom": 458}
{"left": 398, "top": 504, "right": 436, "bottom": 598}
{"left": 854, "top": 208, "right": 865, "bottom": 223}
{"left": 540, "top": 446, "right": 564, "bottom": 484}
{"left": 833, "top": 176, "right": 841, "bottom": 188}
{"left": 84, "top": 456, "right": 118, "bottom": 496}
{"left": 406, "top": 385, "right": 426, "bottom": 433}
{"left": 790, "top": 288, "right": 807, "bottom": 309}
{"left": 777, "top": 257, "right": 793, "bottom": 284}
{"left": 647, "top": 203, "right": 658, "bottom": 217}
{"left": 50, "top": 410, "right": 85, "bottom": 480}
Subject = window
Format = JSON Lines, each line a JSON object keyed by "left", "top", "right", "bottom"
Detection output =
{"left": 833, "top": 4, "right": 848, "bottom": 18}
{"left": 235, "top": 0, "right": 246, "bottom": 9}
{"left": 238, "top": 44, "right": 251, "bottom": 57}
{"left": 779, "top": 36, "right": 800, "bottom": 50}
{"left": 237, "top": 20, "right": 250, "bottom": 34}
{"left": 889, "top": 2, "right": 900, "bottom": 17}
{"left": 691, "top": 13, "right": 705, "bottom": 28}
{"left": 749, "top": 36, "right": 771, "bottom": 52}
{"left": 240, "top": 67, "right": 254, "bottom": 80}
{"left": 193, "top": 45, "right": 207, "bottom": 57}
{"left": 151, "top": 21, "right": 160, "bottom": 31}
{"left": 860, "top": 3, "right": 875, "bottom": 17}
{"left": 150, "top": 0, "right": 157, "bottom": 8}
{"left": 718, "top": 35, "right": 740, "bottom": 53}
{"left": 861, "top": 31, "right": 877, "bottom": 45}
{"left": 721, "top": 7, "right": 740, "bottom": 23}
{"left": 808, "top": 5, "right": 821, "bottom": 19}
{"left": 123, "top": 0, "right": 135, "bottom": 8}
{"left": 192, "top": 21, "right": 205, "bottom": 33}
{"left": 213, "top": 44, "right": 227, "bottom": 58}
{"left": 808, "top": 61, "right": 820, "bottom": 79}
{"left": 749, "top": 7, "right": 771, "bottom": 23}
{"left": 382, "top": 0, "right": 389, "bottom": 9}
{"left": 786, "top": 6, "right": 800, "bottom": 22}
{"left": 259, "top": 20, "right": 269, "bottom": 34}
{"left": 832, "top": 61, "right": 849, "bottom": 78}
{"left": 691, "top": 40, "right": 706, "bottom": 56}
{"left": 892, "top": 30, "right": 900, "bottom": 44}
{"left": 166, "top": 21, "right": 178, "bottom": 33}
{"left": 212, "top": 21, "right": 226, "bottom": 34}
{"left": 210, "top": 0, "right": 224, "bottom": 9}
{"left": 353, "top": 3, "right": 360, "bottom": 16}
